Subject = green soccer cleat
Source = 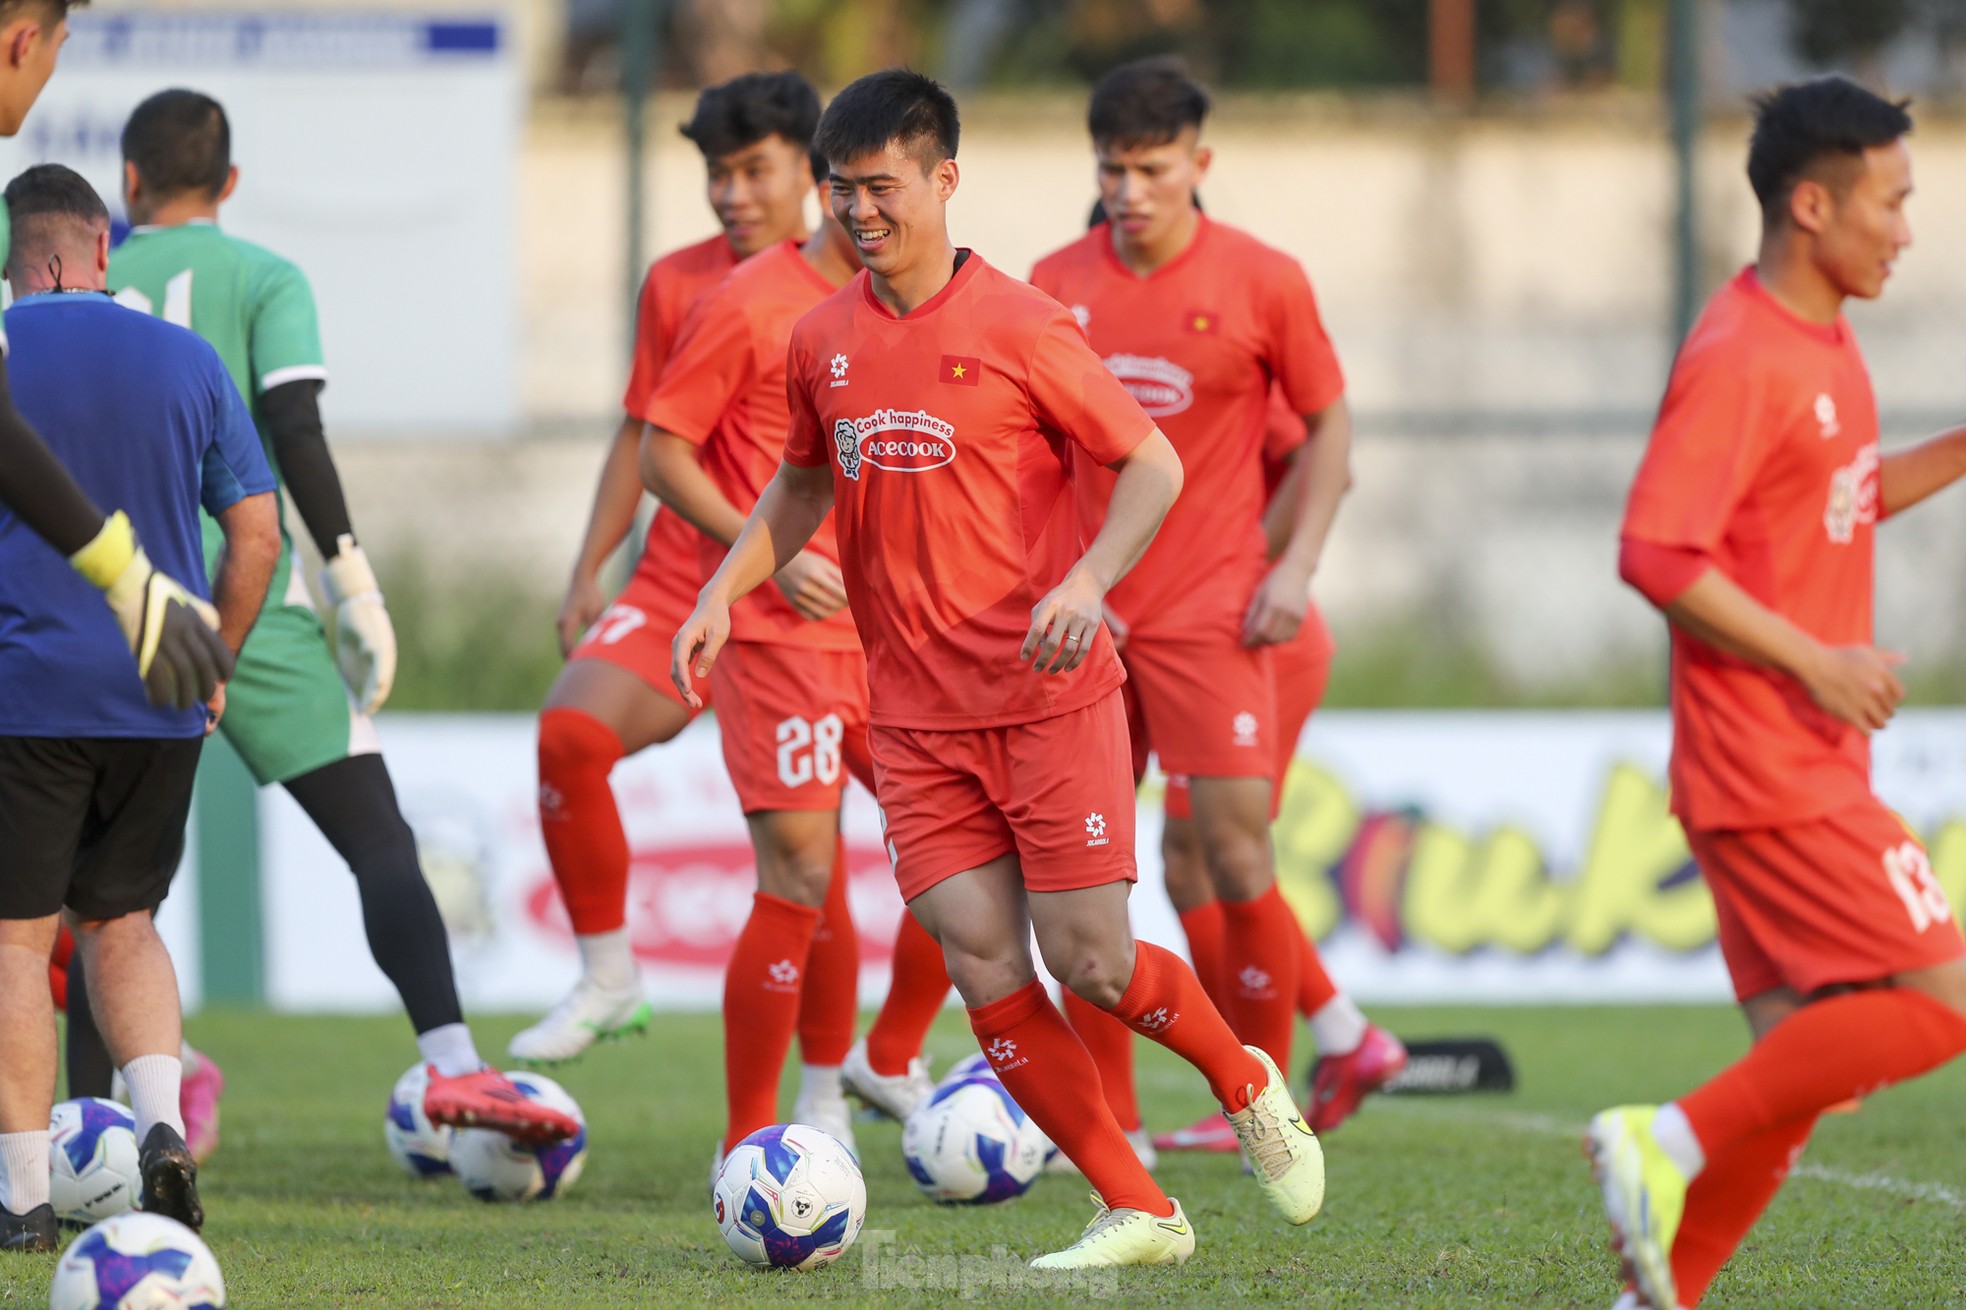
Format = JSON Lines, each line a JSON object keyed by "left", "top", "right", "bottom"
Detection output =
{"left": 507, "top": 981, "right": 653, "bottom": 1067}
{"left": 1586, "top": 1106, "right": 1689, "bottom": 1310}
{"left": 1029, "top": 1194, "right": 1195, "bottom": 1269}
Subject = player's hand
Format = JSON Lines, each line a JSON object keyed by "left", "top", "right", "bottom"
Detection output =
{"left": 1801, "top": 644, "right": 1906, "bottom": 733}
{"left": 1242, "top": 559, "right": 1312, "bottom": 647}
{"left": 1103, "top": 603, "right": 1131, "bottom": 652}
{"left": 205, "top": 682, "right": 227, "bottom": 736}
{"left": 773, "top": 550, "right": 850, "bottom": 622}
{"left": 76, "top": 511, "right": 235, "bottom": 710}
{"left": 557, "top": 570, "right": 607, "bottom": 658}
{"left": 1023, "top": 567, "right": 1105, "bottom": 675}
{"left": 672, "top": 594, "right": 732, "bottom": 709}
{"left": 320, "top": 539, "right": 398, "bottom": 714}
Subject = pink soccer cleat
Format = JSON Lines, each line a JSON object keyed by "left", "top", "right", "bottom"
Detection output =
{"left": 423, "top": 1066, "right": 579, "bottom": 1145}
{"left": 1305, "top": 1024, "right": 1407, "bottom": 1134}
{"left": 180, "top": 1046, "right": 225, "bottom": 1163}
{"left": 1150, "top": 1110, "right": 1240, "bottom": 1155}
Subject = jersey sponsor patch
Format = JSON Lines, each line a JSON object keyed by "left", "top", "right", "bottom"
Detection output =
{"left": 834, "top": 409, "right": 958, "bottom": 475}
{"left": 1103, "top": 353, "right": 1194, "bottom": 418}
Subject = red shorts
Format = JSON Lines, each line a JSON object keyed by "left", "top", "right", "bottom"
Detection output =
{"left": 708, "top": 641, "right": 872, "bottom": 813}
{"left": 1161, "top": 620, "right": 1330, "bottom": 822}
{"left": 1122, "top": 633, "right": 1276, "bottom": 783}
{"left": 569, "top": 564, "right": 709, "bottom": 713}
{"left": 1689, "top": 800, "right": 1966, "bottom": 1002}
{"left": 870, "top": 691, "right": 1138, "bottom": 902}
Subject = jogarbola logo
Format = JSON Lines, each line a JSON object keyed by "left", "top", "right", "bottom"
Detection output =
{"left": 833, "top": 409, "right": 958, "bottom": 481}
{"left": 1103, "top": 353, "right": 1195, "bottom": 417}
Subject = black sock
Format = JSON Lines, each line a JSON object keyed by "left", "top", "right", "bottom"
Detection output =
{"left": 63, "top": 955, "right": 116, "bottom": 1099}
{"left": 283, "top": 754, "right": 464, "bottom": 1034}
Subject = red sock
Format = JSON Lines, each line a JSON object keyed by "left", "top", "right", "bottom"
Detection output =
{"left": 1672, "top": 1114, "right": 1818, "bottom": 1307}
{"left": 865, "top": 911, "right": 950, "bottom": 1076}
{"left": 537, "top": 708, "right": 629, "bottom": 935}
{"left": 1218, "top": 886, "right": 1300, "bottom": 1073}
{"left": 723, "top": 892, "right": 821, "bottom": 1153}
{"left": 969, "top": 981, "right": 1169, "bottom": 1217}
{"left": 1108, "top": 942, "right": 1266, "bottom": 1111}
{"left": 1062, "top": 988, "right": 1140, "bottom": 1131}
{"left": 1680, "top": 988, "right": 1966, "bottom": 1156}
{"left": 1177, "top": 900, "right": 1227, "bottom": 1010}
{"left": 1294, "top": 922, "right": 1338, "bottom": 1017}
{"left": 797, "top": 838, "right": 858, "bottom": 1068}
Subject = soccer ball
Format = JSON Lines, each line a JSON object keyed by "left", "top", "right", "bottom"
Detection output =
{"left": 49, "top": 1211, "right": 225, "bottom": 1309}
{"left": 901, "top": 1062, "right": 1048, "bottom": 1204}
{"left": 48, "top": 1099, "right": 140, "bottom": 1226}
{"left": 713, "top": 1123, "right": 865, "bottom": 1270}
{"left": 448, "top": 1072, "right": 586, "bottom": 1202}
{"left": 382, "top": 1064, "right": 453, "bottom": 1178}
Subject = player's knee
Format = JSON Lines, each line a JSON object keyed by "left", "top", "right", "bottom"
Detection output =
{"left": 940, "top": 944, "right": 1030, "bottom": 1009}
{"left": 756, "top": 855, "right": 832, "bottom": 908}
{"left": 1161, "top": 833, "right": 1212, "bottom": 912}
{"left": 1203, "top": 830, "right": 1274, "bottom": 901}
{"left": 538, "top": 706, "right": 621, "bottom": 784}
{"left": 1039, "top": 936, "right": 1134, "bottom": 1010}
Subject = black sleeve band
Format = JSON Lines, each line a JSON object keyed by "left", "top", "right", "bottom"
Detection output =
{"left": 0, "top": 360, "right": 107, "bottom": 556}
{"left": 262, "top": 379, "right": 354, "bottom": 557}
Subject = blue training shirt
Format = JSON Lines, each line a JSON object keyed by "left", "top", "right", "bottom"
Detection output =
{"left": 0, "top": 293, "right": 274, "bottom": 738}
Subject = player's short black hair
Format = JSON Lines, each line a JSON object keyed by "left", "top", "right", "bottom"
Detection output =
{"left": 1747, "top": 75, "right": 1912, "bottom": 226}
{"left": 0, "top": 0, "right": 86, "bottom": 25}
{"left": 122, "top": 88, "right": 231, "bottom": 201}
{"left": 4, "top": 163, "right": 108, "bottom": 282}
{"left": 1088, "top": 56, "right": 1210, "bottom": 150}
{"left": 814, "top": 68, "right": 959, "bottom": 172}
{"left": 679, "top": 71, "right": 821, "bottom": 166}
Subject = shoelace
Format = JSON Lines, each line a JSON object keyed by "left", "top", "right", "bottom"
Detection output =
{"left": 1232, "top": 1085, "right": 1297, "bottom": 1182}
{"left": 1073, "top": 1193, "right": 1134, "bottom": 1244}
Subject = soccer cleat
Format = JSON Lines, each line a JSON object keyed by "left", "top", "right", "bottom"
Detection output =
{"left": 839, "top": 1038, "right": 933, "bottom": 1122}
{"left": 137, "top": 1124, "right": 204, "bottom": 1233}
{"left": 180, "top": 1046, "right": 225, "bottom": 1164}
{"left": 1152, "top": 1110, "right": 1239, "bottom": 1154}
{"left": 1044, "top": 1128, "right": 1158, "bottom": 1175}
{"left": 791, "top": 1087, "right": 858, "bottom": 1160}
{"left": 0, "top": 1203, "right": 58, "bottom": 1254}
{"left": 424, "top": 1067, "right": 579, "bottom": 1146}
{"left": 1226, "top": 1046, "right": 1325, "bottom": 1225}
{"left": 1586, "top": 1106, "right": 1689, "bottom": 1310}
{"left": 1029, "top": 1194, "right": 1195, "bottom": 1269}
{"left": 507, "top": 979, "right": 652, "bottom": 1066}
{"left": 1305, "top": 1023, "right": 1408, "bottom": 1134}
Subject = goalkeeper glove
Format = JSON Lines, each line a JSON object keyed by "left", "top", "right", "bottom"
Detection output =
{"left": 70, "top": 510, "right": 232, "bottom": 711}
{"left": 320, "top": 534, "right": 397, "bottom": 714}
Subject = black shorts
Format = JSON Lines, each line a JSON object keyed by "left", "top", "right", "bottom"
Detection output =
{"left": 0, "top": 736, "right": 202, "bottom": 921}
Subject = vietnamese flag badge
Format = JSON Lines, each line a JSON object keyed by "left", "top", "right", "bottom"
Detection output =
{"left": 941, "top": 354, "right": 981, "bottom": 385}
{"left": 1186, "top": 310, "right": 1217, "bottom": 334}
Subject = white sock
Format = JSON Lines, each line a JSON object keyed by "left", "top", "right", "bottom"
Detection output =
{"left": 417, "top": 1023, "right": 482, "bottom": 1078}
{"left": 1650, "top": 1102, "right": 1706, "bottom": 1178}
{"left": 1308, "top": 994, "right": 1369, "bottom": 1056}
{"left": 0, "top": 1130, "right": 50, "bottom": 1214}
{"left": 121, "top": 1054, "right": 185, "bottom": 1143}
{"left": 799, "top": 1064, "right": 844, "bottom": 1103}
{"left": 180, "top": 1041, "right": 203, "bottom": 1076}
{"left": 576, "top": 929, "right": 637, "bottom": 992}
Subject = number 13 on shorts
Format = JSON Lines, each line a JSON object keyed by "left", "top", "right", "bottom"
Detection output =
{"left": 1884, "top": 841, "right": 1953, "bottom": 933}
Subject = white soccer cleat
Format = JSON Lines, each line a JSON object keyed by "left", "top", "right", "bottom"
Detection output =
{"left": 839, "top": 1038, "right": 933, "bottom": 1121}
{"left": 1226, "top": 1045, "right": 1325, "bottom": 1225}
{"left": 1043, "top": 1127, "right": 1158, "bottom": 1175}
{"left": 1586, "top": 1106, "right": 1688, "bottom": 1310}
{"left": 507, "top": 978, "right": 652, "bottom": 1066}
{"left": 1029, "top": 1194, "right": 1195, "bottom": 1268}
{"left": 790, "top": 1088, "right": 858, "bottom": 1160}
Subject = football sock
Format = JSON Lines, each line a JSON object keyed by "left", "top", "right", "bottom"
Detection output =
{"left": 722, "top": 892, "right": 821, "bottom": 1152}
{"left": 576, "top": 928, "right": 637, "bottom": 993}
{"left": 1219, "top": 885, "right": 1301, "bottom": 1073}
{"left": 48, "top": 925, "right": 72, "bottom": 1010}
{"left": 1671, "top": 1113, "right": 1819, "bottom": 1307}
{"left": 967, "top": 981, "right": 1171, "bottom": 1217}
{"left": 537, "top": 707, "right": 630, "bottom": 936}
{"left": 799, "top": 1063, "right": 845, "bottom": 1106}
{"left": 62, "top": 956, "right": 116, "bottom": 1099}
{"left": 1650, "top": 1102, "right": 1705, "bottom": 1177}
{"left": 0, "top": 1131, "right": 49, "bottom": 1214}
{"left": 1296, "top": 930, "right": 1345, "bottom": 1026}
{"left": 1678, "top": 988, "right": 1966, "bottom": 1157}
{"left": 1309, "top": 994, "right": 1368, "bottom": 1058}
{"left": 284, "top": 754, "right": 465, "bottom": 1033}
{"left": 122, "top": 1054, "right": 186, "bottom": 1142}
{"left": 1107, "top": 942, "right": 1268, "bottom": 1111}
{"left": 797, "top": 838, "right": 859, "bottom": 1068}
{"left": 416, "top": 1023, "right": 483, "bottom": 1079}
{"left": 864, "top": 911, "right": 951, "bottom": 1076}
{"left": 1176, "top": 900, "right": 1227, "bottom": 1009}
{"left": 1061, "top": 987, "right": 1141, "bottom": 1131}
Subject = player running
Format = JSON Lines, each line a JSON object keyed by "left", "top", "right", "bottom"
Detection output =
{"left": 676, "top": 68, "right": 1323, "bottom": 1269}
{"left": 1030, "top": 57, "right": 1402, "bottom": 1141}
{"left": 1589, "top": 76, "right": 1966, "bottom": 1309}
{"left": 0, "top": 164, "right": 280, "bottom": 1251}
{"left": 77, "top": 89, "right": 578, "bottom": 1150}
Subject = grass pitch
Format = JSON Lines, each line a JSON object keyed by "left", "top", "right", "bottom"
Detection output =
{"left": 6, "top": 1005, "right": 1963, "bottom": 1307}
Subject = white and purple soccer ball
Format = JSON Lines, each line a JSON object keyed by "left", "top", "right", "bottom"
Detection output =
{"left": 713, "top": 1123, "right": 865, "bottom": 1270}
{"left": 448, "top": 1071, "right": 586, "bottom": 1202}
{"left": 48, "top": 1098, "right": 140, "bottom": 1226}
{"left": 902, "top": 1060, "right": 1049, "bottom": 1204}
{"left": 49, "top": 1211, "right": 225, "bottom": 1309}
{"left": 382, "top": 1064, "right": 453, "bottom": 1178}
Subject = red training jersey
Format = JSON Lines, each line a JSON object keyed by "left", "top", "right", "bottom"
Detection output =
{"left": 1029, "top": 217, "right": 1344, "bottom": 641}
{"left": 1622, "top": 267, "right": 1880, "bottom": 831}
{"left": 784, "top": 252, "right": 1155, "bottom": 730}
{"left": 640, "top": 241, "right": 858, "bottom": 650}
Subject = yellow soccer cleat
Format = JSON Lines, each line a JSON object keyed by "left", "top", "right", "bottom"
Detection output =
{"left": 1226, "top": 1046, "right": 1326, "bottom": 1225}
{"left": 1029, "top": 1194, "right": 1195, "bottom": 1269}
{"left": 1586, "top": 1106, "right": 1689, "bottom": 1310}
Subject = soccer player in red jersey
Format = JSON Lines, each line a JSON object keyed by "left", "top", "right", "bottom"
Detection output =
{"left": 1030, "top": 58, "right": 1401, "bottom": 1136}
{"left": 1588, "top": 77, "right": 1966, "bottom": 1310}
{"left": 676, "top": 68, "right": 1324, "bottom": 1268}
{"left": 514, "top": 72, "right": 824, "bottom": 1064}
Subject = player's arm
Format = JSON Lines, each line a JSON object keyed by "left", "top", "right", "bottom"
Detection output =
{"left": 561, "top": 414, "right": 648, "bottom": 654}
{"left": 1880, "top": 424, "right": 1966, "bottom": 516}
{"left": 209, "top": 491, "right": 280, "bottom": 653}
{"left": 1246, "top": 396, "right": 1353, "bottom": 645}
